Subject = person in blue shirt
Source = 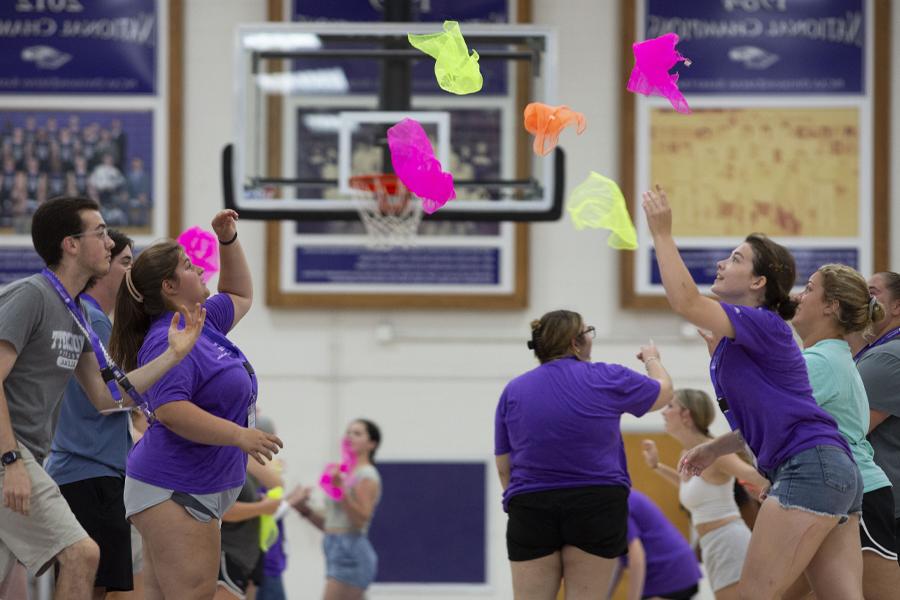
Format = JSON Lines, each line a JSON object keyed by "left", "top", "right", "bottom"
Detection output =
{"left": 45, "top": 229, "right": 135, "bottom": 596}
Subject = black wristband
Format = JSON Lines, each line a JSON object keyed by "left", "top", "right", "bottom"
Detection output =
{"left": 219, "top": 231, "right": 238, "bottom": 245}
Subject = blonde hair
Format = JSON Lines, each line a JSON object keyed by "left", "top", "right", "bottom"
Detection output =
{"left": 817, "top": 264, "right": 885, "bottom": 337}
{"left": 676, "top": 388, "right": 756, "bottom": 466}
{"left": 674, "top": 389, "right": 715, "bottom": 437}
{"left": 528, "top": 310, "right": 584, "bottom": 364}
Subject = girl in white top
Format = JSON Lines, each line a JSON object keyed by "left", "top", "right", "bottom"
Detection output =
{"left": 291, "top": 419, "right": 382, "bottom": 600}
{"left": 642, "top": 389, "right": 769, "bottom": 600}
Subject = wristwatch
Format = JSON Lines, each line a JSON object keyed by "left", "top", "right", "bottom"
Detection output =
{"left": 1, "top": 450, "right": 21, "bottom": 466}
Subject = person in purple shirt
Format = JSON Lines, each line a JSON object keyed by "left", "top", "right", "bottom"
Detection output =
{"left": 611, "top": 490, "right": 702, "bottom": 600}
{"left": 494, "top": 309, "right": 673, "bottom": 600}
{"left": 109, "top": 210, "right": 283, "bottom": 599}
{"left": 642, "top": 186, "right": 864, "bottom": 599}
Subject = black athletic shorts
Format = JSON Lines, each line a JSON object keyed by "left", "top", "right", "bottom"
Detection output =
{"left": 859, "top": 486, "right": 899, "bottom": 563}
{"left": 59, "top": 476, "right": 133, "bottom": 591}
{"left": 651, "top": 583, "right": 699, "bottom": 599}
{"left": 219, "top": 552, "right": 253, "bottom": 598}
{"left": 506, "top": 485, "right": 629, "bottom": 561}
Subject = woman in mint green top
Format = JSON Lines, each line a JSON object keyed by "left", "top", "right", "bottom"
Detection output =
{"left": 793, "top": 264, "right": 900, "bottom": 599}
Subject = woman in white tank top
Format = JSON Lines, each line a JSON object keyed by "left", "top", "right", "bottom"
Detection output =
{"left": 642, "top": 389, "right": 769, "bottom": 599}
{"left": 291, "top": 419, "right": 383, "bottom": 600}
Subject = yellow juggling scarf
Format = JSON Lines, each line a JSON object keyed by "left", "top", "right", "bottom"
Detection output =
{"left": 408, "top": 21, "right": 483, "bottom": 95}
{"left": 567, "top": 172, "right": 638, "bottom": 250}
{"left": 259, "top": 486, "right": 284, "bottom": 552}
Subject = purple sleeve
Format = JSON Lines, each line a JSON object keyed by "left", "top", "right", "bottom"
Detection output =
{"left": 494, "top": 388, "right": 511, "bottom": 455}
{"left": 592, "top": 363, "right": 660, "bottom": 417}
{"left": 203, "top": 293, "right": 235, "bottom": 334}
{"left": 139, "top": 335, "right": 196, "bottom": 410}
{"left": 720, "top": 302, "right": 794, "bottom": 357}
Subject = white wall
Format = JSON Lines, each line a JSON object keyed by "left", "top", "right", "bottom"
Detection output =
{"left": 182, "top": 1, "right": 900, "bottom": 598}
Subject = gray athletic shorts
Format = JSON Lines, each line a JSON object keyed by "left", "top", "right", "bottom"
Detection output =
{"left": 0, "top": 446, "right": 89, "bottom": 577}
{"left": 130, "top": 524, "right": 143, "bottom": 573}
{"left": 124, "top": 477, "right": 241, "bottom": 523}
{"left": 698, "top": 518, "right": 751, "bottom": 591}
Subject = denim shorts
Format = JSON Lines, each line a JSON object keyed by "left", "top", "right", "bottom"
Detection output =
{"left": 323, "top": 533, "right": 377, "bottom": 589}
{"left": 765, "top": 445, "right": 863, "bottom": 524}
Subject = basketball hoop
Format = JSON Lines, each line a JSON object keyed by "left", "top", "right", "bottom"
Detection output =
{"left": 349, "top": 174, "right": 423, "bottom": 248}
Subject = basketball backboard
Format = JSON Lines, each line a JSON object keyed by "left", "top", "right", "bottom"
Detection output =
{"left": 223, "top": 22, "right": 563, "bottom": 222}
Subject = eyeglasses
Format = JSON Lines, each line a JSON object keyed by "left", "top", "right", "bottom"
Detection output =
{"left": 70, "top": 226, "right": 109, "bottom": 241}
{"left": 579, "top": 326, "right": 596, "bottom": 339}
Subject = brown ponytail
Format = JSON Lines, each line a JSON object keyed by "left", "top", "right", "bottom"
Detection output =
{"left": 109, "top": 241, "right": 181, "bottom": 371}
{"left": 745, "top": 233, "right": 797, "bottom": 320}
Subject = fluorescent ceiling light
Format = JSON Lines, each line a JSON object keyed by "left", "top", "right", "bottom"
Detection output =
{"left": 243, "top": 33, "right": 322, "bottom": 51}
{"left": 256, "top": 68, "right": 350, "bottom": 94}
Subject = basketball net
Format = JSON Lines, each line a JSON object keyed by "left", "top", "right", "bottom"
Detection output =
{"left": 349, "top": 174, "right": 423, "bottom": 249}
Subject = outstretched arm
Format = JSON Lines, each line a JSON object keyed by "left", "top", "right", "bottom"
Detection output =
{"left": 154, "top": 401, "right": 282, "bottom": 464}
{"left": 642, "top": 186, "right": 735, "bottom": 340}
{"left": 248, "top": 457, "right": 284, "bottom": 490}
{"left": 222, "top": 497, "right": 281, "bottom": 522}
{"left": 714, "top": 452, "right": 769, "bottom": 494}
{"left": 288, "top": 486, "right": 325, "bottom": 531}
{"left": 75, "top": 303, "right": 206, "bottom": 411}
{"left": 642, "top": 440, "right": 681, "bottom": 488}
{"left": 679, "top": 431, "right": 747, "bottom": 477}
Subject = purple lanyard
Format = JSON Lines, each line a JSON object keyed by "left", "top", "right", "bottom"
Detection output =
{"left": 41, "top": 268, "right": 149, "bottom": 415}
{"left": 854, "top": 327, "right": 900, "bottom": 362}
{"left": 709, "top": 337, "right": 730, "bottom": 414}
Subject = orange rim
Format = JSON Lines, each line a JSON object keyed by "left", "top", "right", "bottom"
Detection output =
{"left": 349, "top": 173, "right": 405, "bottom": 196}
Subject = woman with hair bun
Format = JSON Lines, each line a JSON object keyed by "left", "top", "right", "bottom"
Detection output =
{"left": 494, "top": 309, "right": 673, "bottom": 600}
{"left": 792, "top": 264, "right": 900, "bottom": 599}
{"left": 642, "top": 389, "right": 768, "bottom": 599}
{"left": 642, "top": 186, "right": 863, "bottom": 599}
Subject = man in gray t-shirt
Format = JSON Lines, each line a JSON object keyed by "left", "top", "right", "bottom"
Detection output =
{"left": 0, "top": 275, "right": 88, "bottom": 463}
{"left": 0, "top": 197, "right": 203, "bottom": 598}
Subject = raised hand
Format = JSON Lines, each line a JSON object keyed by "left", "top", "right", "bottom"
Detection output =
{"left": 636, "top": 339, "right": 660, "bottom": 364}
{"left": 641, "top": 439, "right": 659, "bottom": 469}
{"left": 211, "top": 209, "right": 238, "bottom": 243}
{"left": 330, "top": 467, "right": 344, "bottom": 491}
{"left": 641, "top": 184, "right": 673, "bottom": 239}
{"left": 287, "top": 484, "right": 312, "bottom": 510}
{"left": 238, "top": 427, "right": 283, "bottom": 465}
{"left": 167, "top": 303, "right": 207, "bottom": 359}
{"left": 678, "top": 440, "right": 718, "bottom": 477}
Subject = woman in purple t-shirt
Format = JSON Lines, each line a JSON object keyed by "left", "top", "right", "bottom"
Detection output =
{"left": 642, "top": 186, "right": 864, "bottom": 599}
{"left": 109, "top": 210, "right": 283, "bottom": 599}
{"left": 494, "top": 309, "right": 673, "bottom": 599}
